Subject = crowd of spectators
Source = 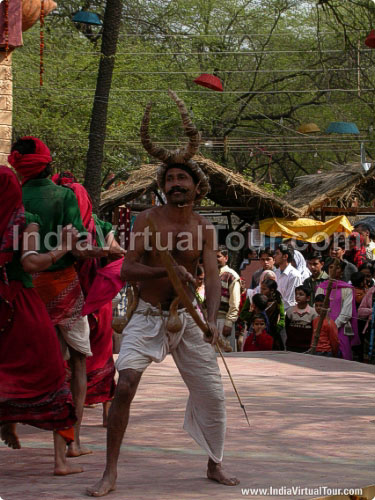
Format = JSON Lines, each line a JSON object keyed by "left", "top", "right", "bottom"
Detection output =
{"left": 196, "top": 224, "right": 375, "bottom": 364}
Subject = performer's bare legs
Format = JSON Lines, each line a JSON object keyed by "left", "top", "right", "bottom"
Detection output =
{"left": 87, "top": 368, "right": 142, "bottom": 497}
{"left": 87, "top": 367, "right": 239, "bottom": 497}
{"left": 1, "top": 423, "right": 84, "bottom": 475}
{"left": 102, "top": 401, "right": 111, "bottom": 428}
{"left": 53, "top": 432, "right": 84, "bottom": 476}
{"left": 1, "top": 423, "right": 20, "bottom": 449}
{"left": 67, "top": 348, "right": 92, "bottom": 457}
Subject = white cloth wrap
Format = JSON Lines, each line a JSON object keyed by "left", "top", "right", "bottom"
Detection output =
{"left": 57, "top": 315, "right": 92, "bottom": 359}
{"left": 116, "top": 298, "right": 226, "bottom": 463}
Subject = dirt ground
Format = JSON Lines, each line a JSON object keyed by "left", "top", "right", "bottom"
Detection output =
{"left": 1, "top": 352, "right": 374, "bottom": 500}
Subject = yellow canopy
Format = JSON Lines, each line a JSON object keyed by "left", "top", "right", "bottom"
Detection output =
{"left": 259, "top": 216, "right": 353, "bottom": 243}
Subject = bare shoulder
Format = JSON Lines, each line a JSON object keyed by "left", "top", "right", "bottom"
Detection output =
{"left": 194, "top": 212, "right": 217, "bottom": 247}
{"left": 194, "top": 212, "right": 213, "bottom": 230}
{"left": 133, "top": 206, "right": 164, "bottom": 229}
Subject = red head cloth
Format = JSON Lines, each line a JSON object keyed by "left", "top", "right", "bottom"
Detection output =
{"left": 0, "top": 166, "right": 25, "bottom": 267}
{"left": 51, "top": 173, "right": 92, "bottom": 229}
{"left": 52, "top": 171, "right": 78, "bottom": 186}
{"left": 8, "top": 136, "right": 52, "bottom": 183}
{"left": 69, "top": 183, "right": 93, "bottom": 229}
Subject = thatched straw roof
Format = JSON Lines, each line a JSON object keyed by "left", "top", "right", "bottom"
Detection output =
{"left": 285, "top": 162, "right": 375, "bottom": 216}
{"left": 100, "top": 164, "right": 159, "bottom": 212}
{"left": 100, "top": 156, "right": 301, "bottom": 220}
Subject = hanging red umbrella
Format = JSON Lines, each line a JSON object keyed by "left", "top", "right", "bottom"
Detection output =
{"left": 365, "top": 30, "right": 375, "bottom": 49}
{"left": 194, "top": 73, "right": 223, "bottom": 91}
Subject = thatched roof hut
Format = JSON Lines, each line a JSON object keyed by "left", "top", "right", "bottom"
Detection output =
{"left": 100, "top": 156, "right": 301, "bottom": 221}
{"left": 100, "top": 164, "right": 159, "bottom": 212}
{"left": 285, "top": 162, "right": 375, "bottom": 217}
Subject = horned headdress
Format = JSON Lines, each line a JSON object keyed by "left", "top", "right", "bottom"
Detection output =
{"left": 140, "top": 89, "right": 210, "bottom": 201}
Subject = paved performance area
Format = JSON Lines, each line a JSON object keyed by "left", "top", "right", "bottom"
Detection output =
{"left": 1, "top": 352, "right": 374, "bottom": 500}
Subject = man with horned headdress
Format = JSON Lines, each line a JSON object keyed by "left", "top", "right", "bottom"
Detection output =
{"left": 87, "top": 90, "right": 239, "bottom": 497}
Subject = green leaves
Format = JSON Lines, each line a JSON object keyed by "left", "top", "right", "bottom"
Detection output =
{"left": 11, "top": 0, "right": 375, "bottom": 189}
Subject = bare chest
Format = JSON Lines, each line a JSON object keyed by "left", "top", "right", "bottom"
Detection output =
{"left": 149, "top": 224, "right": 204, "bottom": 265}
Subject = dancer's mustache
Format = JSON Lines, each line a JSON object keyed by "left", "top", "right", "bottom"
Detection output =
{"left": 167, "top": 186, "right": 188, "bottom": 195}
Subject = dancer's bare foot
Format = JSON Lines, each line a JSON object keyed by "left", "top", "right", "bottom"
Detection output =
{"left": 1, "top": 423, "right": 21, "bottom": 449}
{"left": 207, "top": 459, "right": 240, "bottom": 486}
{"left": 67, "top": 442, "right": 92, "bottom": 457}
{"left": 86, "top": 475, "right": 116, "bottom": 497}
{"left": 54, "top": 464, "right": 84, "bottom": 476}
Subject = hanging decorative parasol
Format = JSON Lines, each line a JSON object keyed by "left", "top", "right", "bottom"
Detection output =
{"left": 297, "top": 123, "right": 321, "bottom": 134}
{"left": 72, "top": 11, "right": 102, "bottom": 26}
{"left": 365, "top": 30, "right": 375, "bottom": 49}
{"left": 325, "top": 122, "right": 360, "bottom": 134}
{"left": 194, "top": 73, "right": 223, "bottom": 92}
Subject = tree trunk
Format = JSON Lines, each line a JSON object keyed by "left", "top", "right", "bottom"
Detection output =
{"left": 84, "top": 0, "right": 122, "bottom": 213}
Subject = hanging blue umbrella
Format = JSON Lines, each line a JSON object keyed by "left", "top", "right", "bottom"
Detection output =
{"left": 325, "top": 122, "right": 360, "bottom": 134}
{"left": 72, "top": 11, "right": 102, "bottom": 26}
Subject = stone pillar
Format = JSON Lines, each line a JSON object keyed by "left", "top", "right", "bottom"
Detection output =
{"left": 0, "top": 52, "right": 12, "bottom": 166}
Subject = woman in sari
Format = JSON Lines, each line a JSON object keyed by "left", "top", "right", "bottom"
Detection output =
{"left": 53, "top": 172, "right": 124, "bottom": 426}
{"left": 0, "top": 166, "right": 82, "bottom": 476}
{"left": 260, "top": 278, "right": 285, "bottom": 350}
{"left": 316, "top": 258, "right": 361, "bottom": 360}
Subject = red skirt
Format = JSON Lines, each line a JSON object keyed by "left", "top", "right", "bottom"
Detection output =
{"left": 0, "top": 286, "right": 76, "bottom": 431}
{"left": 85, "top": 302, "right": 116, "bottom": 405}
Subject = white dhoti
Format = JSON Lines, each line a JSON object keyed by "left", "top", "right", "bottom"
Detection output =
{"left": 116, "top": 298, "right": 226, "bottom": 463}
{"left": 56, "top": 315, "right": 92, "bottom": 360}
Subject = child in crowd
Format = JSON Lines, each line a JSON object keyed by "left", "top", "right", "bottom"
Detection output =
{"left": 304, "top": 251, "right": 328, "bottom": 305}
{"left": 286, "top": 285, "right": 318, "bottom": 352}
{"left": 310, "top": 294, "right": 339, "bottom": 357}
{"left": 240, "top": 292, "right": 269, "bottom": 330}
{"left": 241, "top": 293, "right": 270, "bottom": 350}
{"left": 243, "top": 314, "right": 273, "bottom": 351}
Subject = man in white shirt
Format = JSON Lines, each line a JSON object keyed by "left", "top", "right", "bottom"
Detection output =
{"left": 274, "top": 244, "right": 303, "bottom": 311}
{"left": 282, "top": 238, "right": 311, "bottom": 281}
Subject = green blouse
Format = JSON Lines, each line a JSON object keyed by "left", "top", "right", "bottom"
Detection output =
{"left": 22, "top": 178, "right": 86, "bottom": 271}
{"left": 6, "top": 212, "right": 42, "bottom": 288}
{"left": 93, "top": 214, "right": 113, "bottom": 247}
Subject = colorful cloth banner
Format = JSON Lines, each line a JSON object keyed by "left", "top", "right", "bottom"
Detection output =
{"left": 259, "top": 216, "right": 353, "bottom": 243}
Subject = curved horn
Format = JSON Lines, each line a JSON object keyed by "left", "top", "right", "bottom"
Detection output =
{"left": 140, "top": 102, "right": 172, "bottom": 163}
{"left": 168, "top": 89, "right": 201, "bottom": 163}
